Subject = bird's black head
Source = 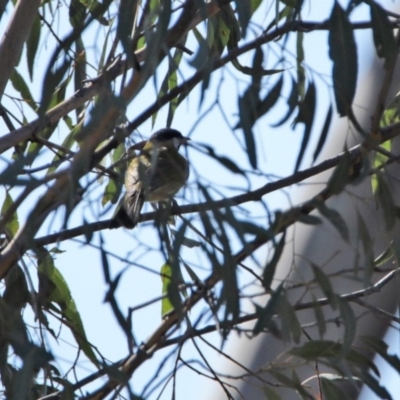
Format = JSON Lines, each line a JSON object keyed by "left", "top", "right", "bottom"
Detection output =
{"left": 149, "top": 128, "right": 189, "bottom": 149}
{"left": 150, "top": 128, "right": 184, "bottom": 142}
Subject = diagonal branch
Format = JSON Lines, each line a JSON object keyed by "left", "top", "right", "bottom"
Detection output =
{"left": 33, "top": 120, "right": 400, "bottom": 247}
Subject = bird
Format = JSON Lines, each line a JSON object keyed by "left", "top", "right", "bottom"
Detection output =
{"left": 110, "top": 128, "right": 190, "bottom": 229}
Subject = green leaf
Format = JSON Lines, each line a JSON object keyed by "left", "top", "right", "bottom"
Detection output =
{"left": 1, "top": 191, "right": 19, "bottom": 236}
{"left": 160, "top": 261, "right": 183, "bottom": 318}
{"left": 10, "top": 69, "right": 36, "bottom": 111}
{"left": 371, "top": 141, "right": 391, "bottom": 194}
{"left": 311, "top": 264, "right": 337, "bottom": 309}
{"left": 257, "top": 75, "right": 284, "bottom": 119}
{"left": 356, "top": 211, "right": 374, "bottom": 280}
{"left": 272, "top": 76, "right": 298, "bottom": 127}
{"left": 296, "top": 31, "right": 305, "bottom": 99}
{"left": 4, "top": 265, "right": 29, "bottom": 310}
{"left": 290, "top": 340, "right": 378, "bottom": 376}
{"left": 234, "top": 0, "right": 251, "bottom": 37}
{"left": 312, "top": 293, "right": 326, "bottom": 337}
{"left": 376, "top": 172, "right": 396, "bottom": 230}
{"left": 293, "top": 81, "right": 316, "bottom": 172}
{"left": 166, "top": 46, "right": 184, "bottom": 127}
{"left": 117, "top": 0, "right": 137, "bottom": 60}
{"left": 161, "top": 262, "right": 174, "bottom": 316}
{"left": 253, "top": 283, "right": 284, "bottom": 335}
{"left": 263, "top": 232, "right": 286, "bottom": 289}
{"left": 69, "top": 0, "right": 86, "bottom": 28}
{"left": 381, "top": 92, "right": 400, "bottom": 127}
{"left": 391, "top": 235, "right": 400, "bottom": 268}
{"left": 238, "top": 47, "right": 264, "bottom": 169}
{"left": 268, "top": 370, "right": 314, "bottom": 400}
{"left": 361, "top": 370, "right": 392, "bottom": 399}
{"left": 73, "top": 38, "right": 87, "bottom": 118}
{"left": 313, "top": 105, "right": 333, "bottom": 162}
{"left": 251, "top": 0, "right": 262, "bottom": 13}
{"left": 279, "top": 294, "right": 301, "bottom": 343}
{"left": 321, "top": 377, "right": 351, "bottom": 400}
{"left": 318, "top": 202, "right": 350, "bottom": 242}
{"left": 297, "top": 214, "right": 322, "bottom": 225}
{"left": 102, "top": 178, "right": 121, "bottom": 206}
{"left": 328, "top": 2, "right": 358, "bottom": 117}
{"left": 327, "top": 150, "right": 352, "bottom": 194}
{"left": 369, "top": 1, "right": 397, "bottom": 69}
{"left": 263, "top": 386, "right": 282, "bottom": 400}
{"left": 26, "top": 13, "right": 41, "bottom": 81}
{"left": 38, "top": 251, "right": 98, "bottom": 367}
{"left": 338, "top": 299, "right": 356, "bottom": 355}
{"left": 361, "top": 336, "right": 400, "bottom": 373}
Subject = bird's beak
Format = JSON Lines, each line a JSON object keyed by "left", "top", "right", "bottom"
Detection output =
{"left": 181, "top": 137, "right": 191, "bottom": 145}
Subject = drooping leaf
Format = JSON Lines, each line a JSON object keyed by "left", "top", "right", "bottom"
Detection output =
{"left": 4, "top": 265, "right": 29, "bottom": 311}
{"left": 272, "top": 76, "right": 299, "bottom": 127}
{"left": 328, "top": 2, "right": 358, "bottom": 117}
{"left": 381, "top": 92, "right": 400, "bottom": 127}
{"left": 234, "top": 0, "right": 251, "bottom": 37}
{"left": 296, "top": 31, "right": 305, "bottom": 99}
{"left": 257, "top": 75, "right": 284, "bottom": 119}
{"left": 160, "top": 260, "right": 184, "bottom": 318}
{"left": 238, "top": 47, "right": 264, "bottom": 169}
{"left": 375, "top": 172, "right": 396, "bottom": 230}
{"left": 297, "top": 214, "right": 322, "bottom": 225}
{"left": 263, "top": 386, "right": 283, "bottom": 400}
{"left": 338, "top": 299, "right": 356, "bottom": 356}
{"left": 318, "top": 202, "right": 350, "bottom": 242}
{"left": 327, "top": 150, "right": 352, "bottom": 194}
{"left": 311, "top": 263, "right": 337, "bottom": 309}
{"left": 199, "top": 143, "right": 245, "bottom": 175}
{"left": 1, "top": 191, "right": 19, "bottom": 237}
{"left": 263, "top": 232, "right": 286, "bottom": 290}
{"left": 369, "top": 1, "right": 397, "bottom": 69}
{"left": 279, "top": 294, "right": 301, "bottom": 343}
{"left": 164, "top": 46, "right": 184, "bottom": 126}
{"left": 117, "top": 0, "right": 137, "bottom": 61}
{"left": 290, "top": 340, "right": 377, "bottom": 375}
{"left": 293, "top": 81, "right": 316, "bottom": 172}
{"left": 312, "top": 293, "right": 326, "bottom": 337}
{"left": 360, "top": 370, "right": 392, "bottom": 400}
{"left": 356, "top": 211, "right": 374, "bottom": 280}
{"left": 102, "top": 177, "right": 121, "bottom": 206}
{"left": 371, "top": 140, "right": 391, "bottom": 194}
{"left": 69, "top": 0, "right": 86, "bottom": 28}
{"left": 37, "top": 250, "right": 98, "bottom": 367}
{"left": 361, "top": 336, "right": 400, "bottom": 373}
{"left": 253, "top": 283, "right": 284, "bottom": 335}
{"left": 313, "top": 105, "right": 333, "bottom": 162}
{"left": 268, "top": 370, "right": 314, "bottom": 400}
{"left": 161, "top": 262, "right": 175, "bottom": 317}
{"left": 73, "top": 38, "right": 87, "bottom": 119}
{"left": 10, "top": 69, "right": 36, "bottom": 111}
{"left": 321, "top": 377, "right": 351, "bottom": 400}
{"left": 26, "top": 13, "right": 41, "bottom": 81}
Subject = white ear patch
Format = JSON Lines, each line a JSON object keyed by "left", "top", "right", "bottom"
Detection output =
{"left": 173, "top": 137, "right": 180, "bottom": 149}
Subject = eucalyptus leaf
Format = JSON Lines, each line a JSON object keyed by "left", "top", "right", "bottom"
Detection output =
{"left": 328, "top": 2, "right": 358, "bottom": 117}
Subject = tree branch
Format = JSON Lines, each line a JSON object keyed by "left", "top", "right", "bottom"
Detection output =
{"left": 33, "top": 120, "right": 400, "bottom": 247}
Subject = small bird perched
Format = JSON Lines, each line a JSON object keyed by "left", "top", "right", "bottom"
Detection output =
{"left": 110, "top": 128, "right": 190, "bottom": 229}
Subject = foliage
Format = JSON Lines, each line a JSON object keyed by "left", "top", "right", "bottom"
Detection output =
{"left": 0, "top": 0, "right": 399, "bottom": 399}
